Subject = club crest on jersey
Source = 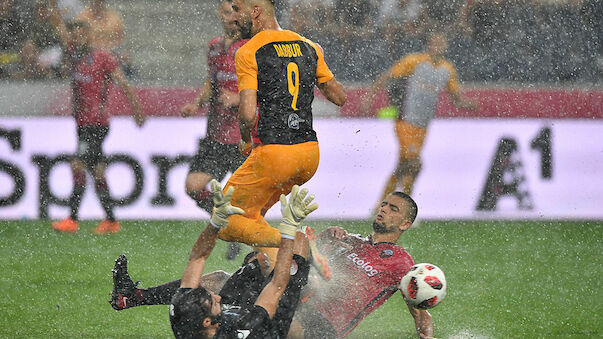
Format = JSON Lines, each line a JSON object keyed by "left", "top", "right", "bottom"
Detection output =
{"left": 288, "top": 113, "right": 305, "bottom": 130}
{"left": 380, "top": 249, "right": 394, "bottom": 258}
{"left": 347, "top": 253, "right": 379, "bottom": 277}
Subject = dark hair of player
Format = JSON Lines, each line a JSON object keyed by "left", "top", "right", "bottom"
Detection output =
{"left": 391, "top": 191, "right": 418, "bottom": 223}
{"left": 169, "top": 287, "right": 214, "bottom": 339}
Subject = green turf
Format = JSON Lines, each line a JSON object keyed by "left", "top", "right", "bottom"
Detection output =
{"left": 0, "top": 220, "right": 601, "bottom": 338}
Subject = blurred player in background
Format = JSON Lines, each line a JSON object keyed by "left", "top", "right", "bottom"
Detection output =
{"left": 110, "top": 192, "right": 433, "bottom": 338}
{"left": 363, "top": 33, "right": 477, "bottom": 204}
{"left": 48, "top": 0, "right": 145, "bottom": 234}
{"left": 180, "top": 0, "right": 248, "bottom": 260}
{"left": 76, "top": 0, "right": 134, "bottom": 75}
{"left": 219, "top": 0, "right": 346, "bottom": 269}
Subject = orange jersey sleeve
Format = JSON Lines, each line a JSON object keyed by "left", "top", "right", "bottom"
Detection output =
{"left": 443, "top": 61, "right": 460, "bottom": 94}
{"left": 235, "top": 46, "right": 258, "bottom": 92}
{"left": 309, "top": 42, "right": 334, "bottom": 83}
{"left": 389, "top": 53, "right": 429, "bottom": 78}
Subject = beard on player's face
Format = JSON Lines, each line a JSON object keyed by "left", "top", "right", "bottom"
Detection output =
{"left": 372, "top": 220, "right": 392, "bottom": 234}
{"left": 236, "top": 18, "right": 252, "bottom": 39}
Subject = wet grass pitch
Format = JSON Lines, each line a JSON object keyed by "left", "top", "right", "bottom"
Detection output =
{"left": 1, "top": 219, "right": 600, "bottom": 338}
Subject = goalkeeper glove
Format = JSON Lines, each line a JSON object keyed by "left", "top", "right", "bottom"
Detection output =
{"left": 279, "top": 185, "right": 318, "bottom": 239}
{"left": 209, "top": 179, "right": 244, "bottom": 228}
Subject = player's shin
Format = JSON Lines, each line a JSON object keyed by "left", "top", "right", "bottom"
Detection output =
{"left": 69, "top": 168, "right": 86, "bottom": 220}
{"left": 95, "top": 177, "right": 115, "bottom": 221}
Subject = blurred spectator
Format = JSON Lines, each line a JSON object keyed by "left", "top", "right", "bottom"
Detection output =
{"left": 378, "top": 0, "right": 426, "bottom": 35}
{"left": 58, "top": 0, "right": 83, "bottom": 20}
{"left": 0, "top": 0, "right": 29, "bottom": 78}
{"left": 377, "top": 0, "right": 427, "bottom": 67}
{"left": 13, "top": 2, "right": 63, "bottom": 79}
{"left": 424, "top": 0, "right": 465, "bottom": 27}
{"left": 77, "top": 0, "right": 123, "bottom": 50}
{"left": 77, "top": 0, "right": 134, "bottom": 75}
{"left": 327, "top": 0, "right": 382, "bottom": 81}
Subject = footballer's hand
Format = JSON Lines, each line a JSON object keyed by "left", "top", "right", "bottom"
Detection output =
{"left": 209, "top": 179, "right": 244, "bottom": 228}
{"left": 218, "top": 89, "right": 239, "bottom": 108}
{"left": 239, "top": 139, "right": 252, "bottom": 156}
{"left": 359, "top": 96, "right": 374, "bottom": 117}
{"left": 181, "top": 103, "right": 198, "bottom": 117}
{"left": 278, "top": 185, "right": 318, "bottom": 238}
{"left": 326, "top": 226, "right": 348, "bottom": 240}
{"left": 134, "top": 111, "right": 146, "bottom": 127}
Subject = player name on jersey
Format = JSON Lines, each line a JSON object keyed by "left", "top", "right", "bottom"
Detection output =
{"left": 273, "top": 43, "right": 303, "bottom": 58}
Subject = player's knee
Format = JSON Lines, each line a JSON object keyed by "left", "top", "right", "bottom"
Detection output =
{"left": 407, "top": 158, "right": 422, "bottom": 177}
{"left": 185, "top": 173, "right": 212, "bottom": 196}
{"left": 71, "top": 159, "right": 86, "bottom": 172}
{"left": 93, "top": 164, "right": 106, "bottom": 180}
{"left": 394, "top": 160, "right": 410, "bottom": 177}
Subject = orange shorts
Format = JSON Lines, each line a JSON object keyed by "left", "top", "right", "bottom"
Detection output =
{"left": 395, "top": 120, "right": 427, "bottom": 160}
{"left": 218, "top": 141, "right": 319, "bottom": 243}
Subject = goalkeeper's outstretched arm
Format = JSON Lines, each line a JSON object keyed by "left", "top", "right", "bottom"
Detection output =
{"left": 254, "top": 185, "right": 318, "bottom": 318}
{"left": 179, "top": 180, "right": 244, "bottom": 289}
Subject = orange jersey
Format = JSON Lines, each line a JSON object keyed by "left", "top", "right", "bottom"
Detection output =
{"left": 235, "top": 30, "right": 333, "bottom": 145}
{"left": 388, "top": 53, "right": 459, "bottom": 127}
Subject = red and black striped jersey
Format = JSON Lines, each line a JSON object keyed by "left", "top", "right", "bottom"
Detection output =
{"left": 308, "top": 234, "right": 414, "bottom": 337}
{"left": 206, "top": 36, "right": 248, "bottom": 144}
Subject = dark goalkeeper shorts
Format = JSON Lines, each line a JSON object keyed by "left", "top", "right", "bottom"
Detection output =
{"left": 189, "top": 138, "right": 246, "bottom": 180}
{"left": 76, "top": 125, "right": 109, "bottom": 167}
{"left": 235, "top": 254, "right": 310, "bottom": 339}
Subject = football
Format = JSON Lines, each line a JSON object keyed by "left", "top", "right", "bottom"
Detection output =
{"left": 400, "top": 263, "right": 447, "bottom": 309}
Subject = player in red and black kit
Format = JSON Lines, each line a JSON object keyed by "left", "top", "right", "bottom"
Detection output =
{"left": 48, "top": 0, "right": 145, "bottom": 234}
{"left": 291, "top": 191, "right": 433, "bottom": 338}
{"left": 110, "top": 192, "right": 435, "bottom": 338}
{"left": 181, "top": 0, "right": 248, "bottom": 260}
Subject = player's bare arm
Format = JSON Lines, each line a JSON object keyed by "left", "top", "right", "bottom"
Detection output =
{"left": 253, "top": 234, "right": 296, "bottom": 317}
{"left": 317, "top": 78, "right": 346, "bottom": 107}
{"left": 182, "top": 79, "right": 211, "bottom": 117}
{"left": 111, "top": 69, "right": 146, "bottom": 127}
{"left": 450, "top": 90, "right": 479, "bottom": 111}
{"left": 360, "top": 72, "right": 391, "bottom": 115}
{"left": 218, "top": 88, "right": 240, "bottom": 109}
{"left": 48, "top": 0, "right": 71, "bottom": 46}
{"left": 180, "top": 222, "right": 221, "bottom": 288}
{"left": 255, "top": 186, "right": 318, "bottom": 318}
{"left": 237, "top": 88, "right": 257, "bottom": 155}
{"left": 180, "top": 180, "right": 244, "bottom": 288}
{"left": 406, "top": 302, "right": 434, "bottom": 339}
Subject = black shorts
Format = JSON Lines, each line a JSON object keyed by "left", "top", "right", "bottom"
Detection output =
{"left": 235, "top": 255, "right": 310, "bottom": 339}
{"left": 76, "top": 125, "right": 109, "bottom": 167}
{"left": 188, "top": 138, "right": 245, "bottom": 180}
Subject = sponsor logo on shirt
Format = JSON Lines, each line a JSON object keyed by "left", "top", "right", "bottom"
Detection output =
{"left": 347, "top": 252, "right": 379, "bottom": 277}
{"left": 288, "top": 113, "right": 305, "bottom": 130}
{"left": 380, "top": 249, "right": 394, "bottom": 258}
